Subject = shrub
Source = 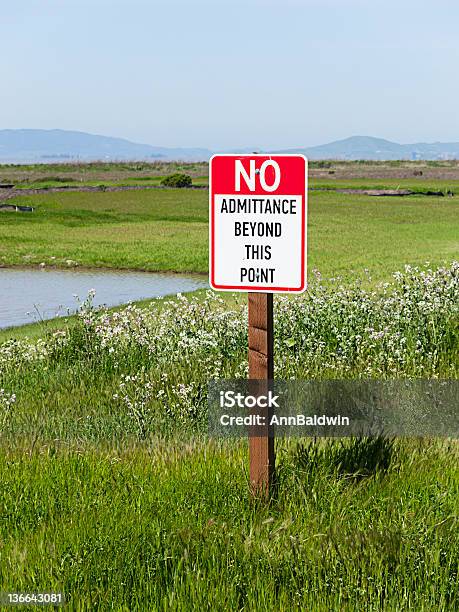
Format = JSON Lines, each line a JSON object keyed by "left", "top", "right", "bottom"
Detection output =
{"left": 311, "top": 161, "right": 332, "bottom": 169}
{"left": 160, "top": 173, "right": 192, "bottom": 188}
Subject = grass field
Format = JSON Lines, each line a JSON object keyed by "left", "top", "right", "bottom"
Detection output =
{"left": 1, "top": 438, "right": 458, "bottom": 610}
{"left": 1, "top": 262, "right": 458, "bottom": 609}
{"left": 1, "top": 163, "right": 458, "bottom": 610}
{"left": 1, "top": 187, "right": 458, "bottom": 283}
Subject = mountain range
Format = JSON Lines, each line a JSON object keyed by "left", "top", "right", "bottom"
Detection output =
{"left": 276, "top": 136, "right": 459, "bottom": 161}
{"left": 1, "top": 129, "right": 459, "bottom": 162}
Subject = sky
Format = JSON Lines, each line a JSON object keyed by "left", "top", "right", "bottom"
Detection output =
{"left": 2, "top": 0, "right": 459, "bottom": 149}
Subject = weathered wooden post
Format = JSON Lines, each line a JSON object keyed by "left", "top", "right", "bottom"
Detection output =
{"left": 248, "top": 292, "right": 275, "bottom": 496}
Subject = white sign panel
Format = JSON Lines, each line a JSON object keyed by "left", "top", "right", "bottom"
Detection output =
{"left": 209, "top": 154, "right": 307, "bottom": 293}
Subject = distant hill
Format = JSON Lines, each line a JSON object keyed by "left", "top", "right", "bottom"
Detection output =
{"left": 276, "top": 135, "right": 459, "bottom": 161}
{"left": 0, "top": 129, "right": 212, "bottom": 163}
{"left": 1, "top": 130, "right": 459, "bottom": 163}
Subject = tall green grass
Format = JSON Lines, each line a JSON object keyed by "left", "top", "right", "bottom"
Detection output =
{"left": 0, "top": 264, "right": 458, "bottom": 609}
{"left": 0, "top": 438, "right": 458, "bottom": 610}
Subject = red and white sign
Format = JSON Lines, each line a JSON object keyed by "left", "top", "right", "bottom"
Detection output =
{"left": 209, "top": 154, "right": 307, "bottom": 293}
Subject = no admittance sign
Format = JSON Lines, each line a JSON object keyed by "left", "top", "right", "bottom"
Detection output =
{"left": 209, "top": 154, "right": 307, "bottom": 293}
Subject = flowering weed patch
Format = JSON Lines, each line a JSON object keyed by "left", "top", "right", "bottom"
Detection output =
{"left": 0, "top": 263, "right": 457, "bottom": 441}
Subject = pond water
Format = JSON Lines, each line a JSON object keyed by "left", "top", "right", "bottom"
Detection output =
{"left": 0, "top": 268, "right": 207, "bottom": 330}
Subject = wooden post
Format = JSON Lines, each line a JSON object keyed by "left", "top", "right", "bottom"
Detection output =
{"left": 248, "top": 292, "right": 275, "bottom": 497}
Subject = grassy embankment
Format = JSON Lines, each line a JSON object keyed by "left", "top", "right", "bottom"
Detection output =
{"left": 0, "top": 164, "right": 458, "bottom": 609}
{"left": 1, "top": 263, "right": 458, "bottom": 609}
{"left": 1, "top": 183, "right": 458, "bottom": 276}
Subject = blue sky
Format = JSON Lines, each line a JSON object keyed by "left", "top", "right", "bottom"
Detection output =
{"left": 2, "top": 0, "right": 459, "bottom": 149}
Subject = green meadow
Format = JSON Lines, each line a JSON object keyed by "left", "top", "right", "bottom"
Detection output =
{"left": 1, "top": 439, "right": 458, "bottom": 610}
{"left": 1, "top": 169, "right": 458, "bottom": 610}
{"left": 1, "top": 186, "right": 458, "bottom": 283}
